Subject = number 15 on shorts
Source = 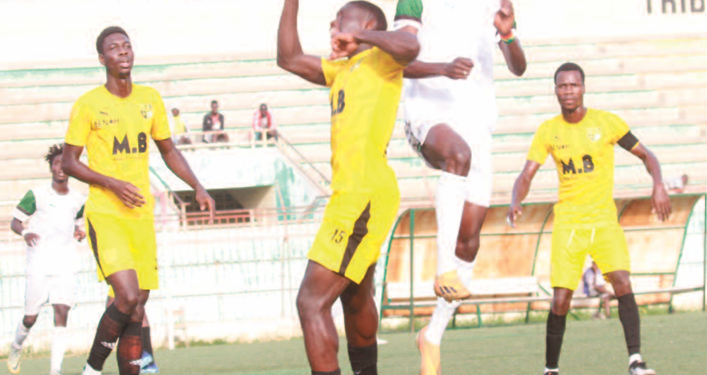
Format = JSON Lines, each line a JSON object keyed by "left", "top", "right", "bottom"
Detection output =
{"left": 331, "top": 229, "right": 345, "bottom": 244}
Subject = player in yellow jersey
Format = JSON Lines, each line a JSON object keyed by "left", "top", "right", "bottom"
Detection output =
{"left": 62, "top": 26, "right": 215, "bottom": 375}
{"left": 507, "top": 63, "right": 671, "bottom": 375}
{"left": 277, "top": 1, "right": 419, "bottom": 374}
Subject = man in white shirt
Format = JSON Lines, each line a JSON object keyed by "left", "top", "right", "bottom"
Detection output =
{"left": 583, "top": 261, "right": 613, "bottom": 319}
{"left": 7, "top": 144, "right": 86, "bottom": 375}
{"left": 394, "top": 0, "right": 526, "bottom": 373}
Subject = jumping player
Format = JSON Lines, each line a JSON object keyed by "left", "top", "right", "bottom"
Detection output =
{"left": 7, "top": 144, "right": 86, "bottom": 375}
{"left": 394, "top": 0, "right": 526, "bottom": 373}
{"left": 62, "top": 26, "right": 215, "bottom": 375}
{"left": 277, "top": 1, "right": 419, "bottom": 374}
{"left": 508, "top": 62, "right": 671, "bottom": 375}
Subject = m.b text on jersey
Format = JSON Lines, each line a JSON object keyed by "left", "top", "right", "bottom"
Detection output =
{"left": 113, "top": 132, "right": 148, "bottom": 155}
{"left": 561, "top": 154, "right": 595, "bottom": 175}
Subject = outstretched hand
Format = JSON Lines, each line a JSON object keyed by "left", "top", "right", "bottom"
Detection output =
{"left": 494, "top": 0, "right": 515, "bottom": 36}
{"left": 443, "top": 58, "right": 474, "bottom": 80}
{"left": 330, "top": 32, "right": 360, "bottom": 60}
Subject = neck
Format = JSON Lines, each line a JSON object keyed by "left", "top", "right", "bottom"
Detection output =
{"left": 52, "top": 180, "right": 69, "bottom": 195}
{"left": 105, "top": 74, "right": 132, "bottom": 98}
{"left": 561, "top": 106, "right": 587, "bottom": 124}
{"left": 212, "top": 112, "right": 218, "bottom": 116}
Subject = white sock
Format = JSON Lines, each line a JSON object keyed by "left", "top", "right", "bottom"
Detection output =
{"left": 51, "top": 327, "right": 68, "bottom": 374}
{"left": 629, "top": 353, "right": 643, "bottom": 366}
{"left": 544, "top": 367, "right": 559, "bottom": 373}
{"left": 435, "top": 172, "right": 467, "bottom": 276}
{"left": 424, "top": 297, "right": 461, "bottom": 346}
{"left": 82, "top": 363, "right": 102, "bottom": 375}
{"left": 455, "top": 256, "right": 476, "bottom": 291}
{"left": 12, "top": 322, "right": 30, "bottom": 350}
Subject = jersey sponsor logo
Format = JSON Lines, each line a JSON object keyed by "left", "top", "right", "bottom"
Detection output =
{"left": 587, "top": 127, "right": 602, "bottom": 142}
{"left": 561, "top": 154, "right": 595, "bottom": 175}
{"left": 330, "top": 90, "right": 345, "bottom": 116}
{"left": 140, "top": 104, "right": 153, "bottom": 120}
{"left": 113, "top": 132, "right": 148, "bottom": 155}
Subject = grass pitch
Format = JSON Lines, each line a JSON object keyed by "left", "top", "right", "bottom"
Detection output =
{"left": 4, "top": 312, "right": 705, "bottom": 375}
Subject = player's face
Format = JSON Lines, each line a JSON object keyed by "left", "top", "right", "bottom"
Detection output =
{"left": 555, "top": 71, "right": 585, "bottom": 111}
{"left": 99, "top": 33, "right": 134, "bottom": 79}
{"left": 211, "top": 102, "right": 219, "bottom": 113}
{"left": 51, "top": 154, "right": 68, "bottom": 183}
{"left": 172, "top": 108, "right": 179, "bottom": 116}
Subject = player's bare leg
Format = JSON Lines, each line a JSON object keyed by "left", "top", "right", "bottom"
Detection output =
{"left": 107, "top": 294, "right": 158, "bottom": 373}
{"left": 83, "top": 269, "right": 147, "bottom": 375}
{"left": 420, "top": 124, "right": 472, "bottom": 302}
{"left": 606, "top": 271, "right": 655, "bottom": 375}
{"left": 297, "top": 261, "right": 352, "bottom": 374}
{"left": 340, "top": 266, "right": 379, "bottom": 375}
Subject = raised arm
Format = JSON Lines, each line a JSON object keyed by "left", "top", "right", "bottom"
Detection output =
{"left": 495, "top": 0, "right": 526, "bottom": 77}
{"left": 331, "top": 29, "right": 419, "bottom": 65}
{"left": 629, "top": 143, "right": 671, "bottom": 221}
{"left": 154, "top": 138, "right": 215, "bottom": 223}
{"left": 277, "top": 0, "right": 326, "bottom": 85}
{"left": 404, "top": 58, "right": 473, "bottom": 79}
{"left": 62, "top": 144, "right": 146, "bottom": 209}
{"left": 507, "top": 160, "right": 542, "bottom": 227}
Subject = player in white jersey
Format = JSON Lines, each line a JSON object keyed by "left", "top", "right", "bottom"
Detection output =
{"left": 394, "top": 0, "right": 527, "bottom": 373}
{"left": 7, "top": 144, "right": 86, "bottom": 375}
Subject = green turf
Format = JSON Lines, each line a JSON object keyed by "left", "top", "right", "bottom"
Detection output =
{"left": 4, "top": 312, "right": 705, "bottom": 375}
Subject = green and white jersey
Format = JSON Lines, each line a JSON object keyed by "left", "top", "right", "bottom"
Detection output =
{"left": 395, "top": 0, "right": 502, "bottom": 138}
{"left": 13, "top": 184, "right": 85, "bottom": 275}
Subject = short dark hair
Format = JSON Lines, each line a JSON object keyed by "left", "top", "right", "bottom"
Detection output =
{"left": 96, "top": 26, "right": 129, "bottom": 55}
{"left": 45, "top": 143, "right": 63, "bottom": 166}
{"left": 554, "top": 62, "right": 585, "bottom": 84}
{"left": 211, "top": 100, "right": 218, "bottom": 105}
{"left": 348, "top": 1, "right": 388, "bottom": 31}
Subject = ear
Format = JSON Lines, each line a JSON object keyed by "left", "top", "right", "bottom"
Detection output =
{"left": 98, "top": 54, "right": 106, "bottom": 67}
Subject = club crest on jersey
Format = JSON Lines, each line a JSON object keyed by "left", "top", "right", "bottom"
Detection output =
{"left": 140, "top": 104, "right": 153, "bottom": 120}
{"left": 587, "top": 127, "right": 601, "bottom": 142}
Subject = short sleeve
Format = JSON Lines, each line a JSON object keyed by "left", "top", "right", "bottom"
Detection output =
{"left": 65, "top": 101, "right": 92, "bottom": 147}
{"left": 607, "top": 114, "right": 631, "bottom": 145}
{"left": 321, "top": 58, "right": 346, "bottom": 88}
{"left": 76, "top": 204, "right": 85, "bottom": 220}
{"left": 151, "top": 91, "right": 172, "bottom": 141}
{"left": 527, "top": 125, "right": 549, "bottom": 164}
{"left": 13, "top": 190, "right": 36, "bottom": 221}
{"left": 394, "top": 0, "right": 423, "bottom": 30}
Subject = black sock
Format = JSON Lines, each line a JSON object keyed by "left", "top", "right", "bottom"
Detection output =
{"left": 348, "top": 343, "right": 377, "bottom": 375}
{"left": 142, "top": 326, "right": 154, "bottom": 359}
{"left": 117, "top": 322, "right": 142, "bottom": 375}
{"left": 87, "top": 304, "right": 131, "bottom": 371}
{"left": 618, "top": 293, "right": 641, "bottom": 355}
{"left": 545, "top": 311, "right": 567, "bottom": 369}
{"left": 312, "top": 370, "right": 341, "bottom": 375}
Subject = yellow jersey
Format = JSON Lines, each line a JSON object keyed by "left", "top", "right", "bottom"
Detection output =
{"left": 173, "top": 115, "right": 187, "bottom": 135}
{"left": 527, "top": 109, "right": 636, "bottom": 228}
{"left": 65, "top": 84, "right": 171, "bottom": 220}
{"left": 321, "top": 47, "right": 405, "bottom": 194}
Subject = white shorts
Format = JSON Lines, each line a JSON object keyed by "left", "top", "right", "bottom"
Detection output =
{"left": 405, "top": 119, "right": 493, "bottom": 207}
{"left": 25, "top": 274, "right": 77, "bottom": 316}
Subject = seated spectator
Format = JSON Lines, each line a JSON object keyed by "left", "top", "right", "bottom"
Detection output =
{"left": 252, "top": 103, "right": 278, "bottom": 142}
{"left": 665, "top": 174, "right": 689, "bottom": 194}
{"left": 583, "top": 261, "right": 613, "bottom": 319}
{"left": 171, "top": 108, "right": 192, "bottom": 145}
{"left": 203, "top": 100, "right": 229, "bottom": 143}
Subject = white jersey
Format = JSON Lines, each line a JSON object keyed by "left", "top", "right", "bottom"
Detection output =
{"left": 13, "top": 185, "right": 85, "bottom": 276}
{"left": 395, "top": 0, "right": 501, "bottom": 138}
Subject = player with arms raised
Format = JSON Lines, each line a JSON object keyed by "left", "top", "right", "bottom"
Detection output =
{"left": 7, "top": 144, "right": 85, "bottom": 375}
{"left": 394, "top": 0, "right": 526, "bottom": 373}
{"left": 508, "top": 63, "right": 670, "bottom": 375}
{"left": 62, "top": 26, "right": 215, "bottom": 375}
{"left": 277, "top": 1, "right": 419, "bottom": 374}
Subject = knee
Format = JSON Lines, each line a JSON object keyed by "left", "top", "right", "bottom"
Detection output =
{"left": 610, "top": 273, "right": 632, "bottom": 296}
{"left": 23, "top": 315, "right": 38, "bottom": 328}
{"left": 456, "top": 235, "right": 480, "bottom": 262}
{"left": 443, "top": 144, "right": 471, "bottom": 177}
{"left": 115, "top": 292, "right": 140, "bottom": 315}
{"left": 551, "top": 297, "right": 572, "bottom": 316}
{"left": 296, "top": 289, "right": 323, "bottom": 320}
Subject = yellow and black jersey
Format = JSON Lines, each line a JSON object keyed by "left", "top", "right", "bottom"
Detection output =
{"left": 527, "top": 109, "right": 639, "bottom": 228}
{"left": 65, "top": 84, "right": 171, "bottom": 220}
{"left": 321, "top": 47, "right": 405, "bottom": 194}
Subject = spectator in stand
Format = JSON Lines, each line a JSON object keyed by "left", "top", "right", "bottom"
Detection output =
{"left": 665, "top": 174, "right": 689, "bottom": 194}
{"left": 203, "top": 100, "right": 229, "bottom": 143}
{"left": 252, "top": 103, "right": 278, "bottom": 142}
{"left": 171, "top": 108, "right": 192, "bottom": 145}
{"left": 583, "top": 261, "right": 613, "bottom": 319}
